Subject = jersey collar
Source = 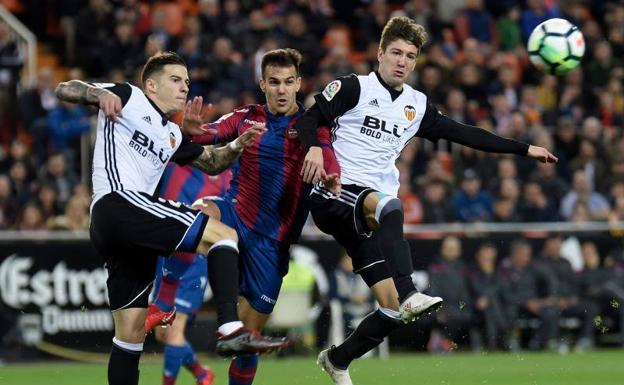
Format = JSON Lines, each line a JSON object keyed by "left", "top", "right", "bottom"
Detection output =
{"left": 374, "top": 71, "right": 403, "bottom": 102}
{"left": 145, "top": 94, "right": 169, "bottom": 126}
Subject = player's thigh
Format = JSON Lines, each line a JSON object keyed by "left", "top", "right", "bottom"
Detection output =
{"left": 370, "top": 278, "right": 400, "bottom": 310}
{"left": 310, "top": 184, "right": 375, "bottom": 238}
{"left": 238, "top": 233, "right": 289, "bottom": 315}
{"left": 91, "top": 191, "right": 209, "bottom": 257}
{"left": 112, "top": 307, "right": 147, "bottom": 343}
{"left": 238, "top": 296, "right": 271, "bottom": 332}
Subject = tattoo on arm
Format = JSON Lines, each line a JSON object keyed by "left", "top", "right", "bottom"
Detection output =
{"left": 190, "top": 144, "right": 241, "bottom": 175}
{"left": 54, "top": 80, "right": 111, "bottom": 105}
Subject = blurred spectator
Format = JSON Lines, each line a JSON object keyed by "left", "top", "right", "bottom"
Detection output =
{"left": 355, "top": 0, "right": 389, "bottom": 51}
{"left": 520, "top": 0, "right": 559, "bottom": 41}
{"left": 585, "top": 40, "right": 621, "bottom": 89}
{"left": 74, "top": 0, "right": 114, "bottom": 77}
{"left": 519, "top": 181, "right": 560, "bottom": 222}
{"left": 579, "top": 241, "right": 624, "bottom": 346}
{"left": 16, "top": 202, "right": 46, "bottom": 231}
{"left": 38, "top": 153, "right": 79, "bottom": 208}
{"left": 560, "top": 169, "right": 610, "bottom": 221}
{"left": 496, "top": 6, "right": 522, "bottom": 52}
{"left": 421, "top": 180, "right": 453, "bottom": 224}
{"left": 0, "top": 20, "right": 23, "bottom": 126}
{"left": 35, "top": 183, "right": 62, "bottom": 223}
{"left": 530, "top": 161, "right": 568, "bottom": 208}
{"left": 47, "top": 195, "right": 90, "bottom": 230}
{"left": 104, "top": 21, "right": 141, "bottom": 77}
{"left": 468, "top": 243, "right": 509, "bottom": 350}
{"left": 500, "top": 239, "right": 558, "bottom": 350}
{"left": 283, "top": 11, "right": 324, "bottom": 77}
{"left": 0, "top": 175, "right": 18, "bottom": 229}
{"left": 397, "top": 162, "right": 423, "bottom": 225}
{"left": 452, "top": 169, "right": 493, "bottom": 223}
{"left": 47, "top": 100, "right": 91, "bottom": 167}
{"left": 569, "top": 138, "right": 608, "bottom": 193}
{"left": 206, "top": 37, "right": 246, "bottom": 98}
{"left": 9, "top": 161, "right": 33, "bottom": 206}
{"left": 17, "top": 67, "right": 58, "bottom": 165}
{"left": 428, "top": 236, "right": 473, "bottom": 349}
{"left": 332, "top": 253, "right": 374, "bottom": 338}
{"left": 538, "top": 236, "right": 599, "bottom": 351}
{"left": 455, "top": 0, "right": 499, "bottom": 47}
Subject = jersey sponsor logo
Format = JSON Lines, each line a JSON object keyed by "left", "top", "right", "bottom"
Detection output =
{"left": 129, "top": 130, "right": 171, "bottom": 166}
{"left": 368, "top": 99, "right": 379, "bottom": 107}
{"left": 142, "top": 116, "right": 152, "bottom": 125}
{"left": 360, "top": 115, "right": 405, "bottom": 144}
{"left": 404, "top": 105, "right": 416, "bottom": 121}
{"left": 322, "top": 80, "right": 341, "bottom": 101}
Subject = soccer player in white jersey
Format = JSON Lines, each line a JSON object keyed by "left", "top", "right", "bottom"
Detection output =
{"left": 55, "top": 52, "right": 288, "bottom": 385}
{"left": 295, "top": 17, "right": 558, "bottom": 385}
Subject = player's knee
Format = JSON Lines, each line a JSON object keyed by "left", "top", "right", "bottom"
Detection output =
{"left": 376, "top": 197, "right": 403, "bottom": 224}
{"left": 219, "top": 226, "right": 238, "bottom": 243}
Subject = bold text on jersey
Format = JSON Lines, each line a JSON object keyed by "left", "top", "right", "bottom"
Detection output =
{"left": 360, "top": 116, "right": 404, "bottom": 145}
{"left": 129, "top": 130, "right": 171, "bottom": 166}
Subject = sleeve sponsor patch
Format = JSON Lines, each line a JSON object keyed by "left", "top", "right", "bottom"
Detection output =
{"left": 322, "top": 80, "right": 342, "bottom": 101}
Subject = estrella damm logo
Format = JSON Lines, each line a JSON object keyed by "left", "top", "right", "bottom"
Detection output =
{"left": 404, "top": 105, "right": 416, "bottom": 121}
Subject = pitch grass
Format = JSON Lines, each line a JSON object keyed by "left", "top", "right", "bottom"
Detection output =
{"left": 1, "top": 350, "right": 623, "bottom": 385}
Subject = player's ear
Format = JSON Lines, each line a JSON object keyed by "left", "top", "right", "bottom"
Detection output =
{"left": 295, "top": 76, "right": 301, "bottom": 92}
{"left": 377, "top": 47, "right": 384, "bottom": 63}
{"left": 259, "top": 78, "right": 266, "bottom": 93}
{"left": 145, "top": 78, "right": 157, "bottom": 94}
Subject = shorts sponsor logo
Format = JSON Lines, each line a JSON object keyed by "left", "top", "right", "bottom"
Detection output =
{"left": 322, "top": 80, "right": 341, "bottom": 101}
{"left": 261, "top": 294, "right": 276, "bottom": 304}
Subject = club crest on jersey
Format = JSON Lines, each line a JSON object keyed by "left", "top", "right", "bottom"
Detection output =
{"left": 287, "top": 127, "right": 298, "bottom": 139}
{"left": 404, "top": 105, "right": 416, "bottom": 121}
{"left": 322, "top": 80, "right": 341, "bottom": 101}
{"left": 169, "top": 132, "right": 177, "bottom": 148}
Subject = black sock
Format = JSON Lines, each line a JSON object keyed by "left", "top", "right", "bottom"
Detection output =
{"left": 208, "top": 244, "right": 239, "bottom": 325}
{"left": 330, "top": 310, "right": 401, "bottom": 369}
{"left": 377, "top": 210, "right": 417, "bottom": 301}
{"left": 108, "top": 343, "right": 141, "bottom": 385}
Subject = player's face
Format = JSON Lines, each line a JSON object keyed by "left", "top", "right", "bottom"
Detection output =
{"left": 260, "top": 65, "right": 301, "bottom": 116}
{"left": 148, "top": 64, "right": 190, "bottom": 115}
{"left": 377, "top": 39, "right": 418, "bottom": 90}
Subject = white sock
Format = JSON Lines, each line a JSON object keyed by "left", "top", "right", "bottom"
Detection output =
{"left": 218, "top": 321, "right": 244, "bottom": 336}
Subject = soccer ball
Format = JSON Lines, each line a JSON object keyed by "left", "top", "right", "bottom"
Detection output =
{"left": 527, "top": 18, "right": 585, "bottom": 76}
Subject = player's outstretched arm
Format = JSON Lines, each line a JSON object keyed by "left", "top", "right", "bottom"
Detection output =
{"left": 191, "top": 123, "right": 266, "bottom": 175}
{"left": 55, "top": 80, "right": 122, "bottom": 120}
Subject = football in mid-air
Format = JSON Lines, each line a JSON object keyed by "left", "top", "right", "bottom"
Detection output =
{"left": 527, "top": 18, "right": 585, "bottom": 76}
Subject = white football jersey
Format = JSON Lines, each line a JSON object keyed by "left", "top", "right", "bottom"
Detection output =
{"left": 91, "top": 84, "right": 185, "bottom": 207}
{"left": 329, "top": 72, "right": 428, "bottom": 196}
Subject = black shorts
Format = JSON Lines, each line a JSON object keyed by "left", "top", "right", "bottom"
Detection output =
{"left": 90, "top": 191, "right": 209, "bottom": 311}
{"left": 310, "top": 184, "right": 391, "bottom": 286}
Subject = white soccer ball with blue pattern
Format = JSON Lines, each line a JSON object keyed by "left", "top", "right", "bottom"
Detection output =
{"left": 527, "top": 18, "right": 585, "bottom": 76}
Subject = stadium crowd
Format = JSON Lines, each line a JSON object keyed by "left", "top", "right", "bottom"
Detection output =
{"left": 0, "top": 0, "right": 623, "bottom": 351}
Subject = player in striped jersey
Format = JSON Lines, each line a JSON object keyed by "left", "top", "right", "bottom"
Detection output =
{"left": 55, "top": 52, "right": 287, "bottom": 385}
{"left": 296, "top": 17, "right": 557, "bottom": 385}
{"left": 154, "top": 48, "right": 340, "bottom": 385}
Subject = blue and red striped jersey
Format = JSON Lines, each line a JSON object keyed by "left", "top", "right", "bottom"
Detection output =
{"left": 159, "top": 163, "right": 232, "bottom": 204}
{"left": 193, "top": 104, "right": 339, "bottom": 245}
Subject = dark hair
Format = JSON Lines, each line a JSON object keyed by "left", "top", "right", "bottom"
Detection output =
{"left": 141, "top": 51, "right": 187, "bottom": 86}
{"left": 380, "top": 16, "right": 428, "bottom": 53}
{"left": 261, "top": 48, "right": 302, "bottom": 78}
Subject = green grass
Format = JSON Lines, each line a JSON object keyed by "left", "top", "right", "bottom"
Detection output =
{"left": 1, "top": 350, "right": 623, "bottom": 385}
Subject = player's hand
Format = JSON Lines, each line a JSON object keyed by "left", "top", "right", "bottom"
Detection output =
{"left": 98, "top": 92, "right": 122, "bottom": 121}
{"left": 322, "top": 172, "right": 341, "bottom": 196}
{"left": 301, "top": 146, "right": 324, "bottom": 184}
{"left": 527, "top": 145, "right": 558, "bottom": 163}
{"left": 237, "top": 122, "right": 267, "bottom": 148}
{"left": 182, "top": 96, "right": 211, "bottom": 135}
